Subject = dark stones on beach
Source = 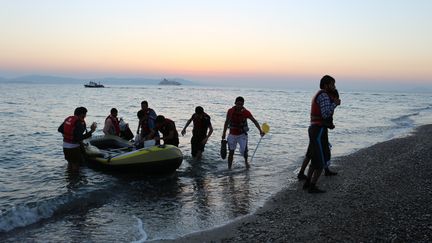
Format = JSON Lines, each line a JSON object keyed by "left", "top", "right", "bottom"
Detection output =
{"left": 168, "top": 125, "right": 432, "bottom": 242}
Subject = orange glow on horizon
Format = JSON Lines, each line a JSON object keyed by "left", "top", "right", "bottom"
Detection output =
{"left": 1, "top": 1, "right": 431, "bottom": 86}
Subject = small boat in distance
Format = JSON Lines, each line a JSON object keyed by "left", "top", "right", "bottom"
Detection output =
{"left": 84, "top": 81, "right": 104, "bottom": 88}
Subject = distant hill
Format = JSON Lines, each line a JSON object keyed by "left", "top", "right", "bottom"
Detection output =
{"left": 0, "top": 75, "right": 196, "bottom": 85}
{"left": 7, "top": 75, "right": 81, "bottom": 84}
{"left": 101, "top": 77, "right": 160, "bottom": 85}
{"left": 159, "top": 78, "right": 181, "bottom": 85}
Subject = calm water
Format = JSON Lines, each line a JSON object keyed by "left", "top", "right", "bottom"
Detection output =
{"left": 0, "top": 83, "right": 431, "bottom": 242}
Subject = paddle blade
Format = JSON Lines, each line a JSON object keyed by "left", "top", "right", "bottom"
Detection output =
{"left": 262, "top": 123, "right": 270, "bottom": 134}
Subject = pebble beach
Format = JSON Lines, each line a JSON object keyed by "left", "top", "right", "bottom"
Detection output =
{"left": 164, "top": 124, "right": 432, "bottom": 242}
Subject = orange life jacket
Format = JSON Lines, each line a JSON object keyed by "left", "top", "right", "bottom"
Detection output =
{"left": 310, "top": 90, "right": 326, "bottom": 126}
{"left": 63, "top": 115, "right": 85, "bottom": 143}
{"left": 228, "top": 107, "right": 250, "bottom": 135}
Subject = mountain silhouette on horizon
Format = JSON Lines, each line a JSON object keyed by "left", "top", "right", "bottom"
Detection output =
{"left": 0, "top": 75, "right": 196, "bottom": 85}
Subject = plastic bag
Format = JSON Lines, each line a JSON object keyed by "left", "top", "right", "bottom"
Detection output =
{"left": 144, "top": 139, "right": 156, "bottom": 148}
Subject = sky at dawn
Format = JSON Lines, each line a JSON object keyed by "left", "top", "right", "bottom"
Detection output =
{"left": 1, "top": 0, "right": 431, "bottom": 88}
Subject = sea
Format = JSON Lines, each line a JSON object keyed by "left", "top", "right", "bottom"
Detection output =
{"left": 0, "top": 83, "right": 431, "bottom": 242}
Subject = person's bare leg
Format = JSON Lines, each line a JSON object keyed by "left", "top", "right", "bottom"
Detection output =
{"left": 311, "top": 168, "right": 323, "bottom": 184}
{"left": 244, "top": 157, "right": 250, "bottom": 169}
{"left": 309, "top": 168, "right": 325, "bottom": 193}
{"left": 298, "top": 156, "right": 310, "bottom": 180}
{"left": 195, "top": 150, "right": 203, "bottom": 160}
{"left": 244, "top": 145, "right": 249, "bottom": 169}
{"left": 67, "top": 162, "right": 80, "bottom": 174}
{"left": 303, "top": 165, "right": 314, "bottom": 189}
{"left": 228, "top": 150, "right": 234, "bottom": 169}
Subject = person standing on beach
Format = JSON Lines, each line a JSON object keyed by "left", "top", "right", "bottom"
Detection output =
{"left": 222, "top": 96, "right": 265, "bottom": 169}
{"left": 298, "top": 88, "right": 339, "bottom": 180}
{"left": 58, "top": 107, "right": 96, "bottom": 173}
{"left": 181, "top": 106, "right": 213, "bottom": 160}
{"left": 303, "top": 75, "right": 341, "bottom": 193}
{"left": 136, "top": 100, "right": 158, "bottom": 146}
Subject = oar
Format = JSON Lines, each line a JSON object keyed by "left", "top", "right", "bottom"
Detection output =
{"left": 250, "top": 123, "right": 270, "bottom": 163}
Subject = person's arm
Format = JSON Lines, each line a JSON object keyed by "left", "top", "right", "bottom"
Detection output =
{"left": 58, "top": 122, "right": 64, "bottom": 134}
{"left": 317, "top": 93, "right": 338, "bottom": 129}
{"left": 317, "top": 93, "right": 336, "bottom": 119}
{"left": 83, "top": 123, "right": 96, "bottom": 140}
{"left": 207, "top": 121, "right": 213, "bottom": 138}
{"left": 249, "top": 115, "right": 264, "bottom": 137}
{"left": 74, "top": 122, "right": 90, "bottom": 142}
{"left": 137, "top": 120, "right": 141, "bottom": 134}
{"left": 181, "top": 115, "right": 193, "bottom": 136}
{"left": 202, "top": 121, "right": 213, "bottom": 144}
{"left": 103, "top": 119, "right": 112, "bottom": 135}
{"left": 222, "top": 113, "right": 230, "bottom": 140}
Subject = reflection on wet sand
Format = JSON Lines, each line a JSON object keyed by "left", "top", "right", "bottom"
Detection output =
{"left": 221, "top": 171, "right": 251, "bottom": 218}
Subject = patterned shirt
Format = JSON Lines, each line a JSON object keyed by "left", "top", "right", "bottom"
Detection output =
{"left": 316, "top": 92, "right": 337, "bottom": 119}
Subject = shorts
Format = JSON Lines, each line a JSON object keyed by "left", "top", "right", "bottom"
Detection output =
{"left": 191, "top": 136, "right": 206, "bottom": 157}
{"left": 227, "top": 133, "right": 248, "bottom": 156}
{"left": 63, "top": 146, "right": 85, "bottom": 166}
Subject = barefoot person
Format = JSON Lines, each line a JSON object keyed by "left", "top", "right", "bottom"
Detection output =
{"left": 303, "top": 75, "right": 341, "bottom": 193}
{"left": 298, "top": 88, "right": 340, "bottom": 179}
{"left": 222, "top": 96, "right": 265, "bottom": 169}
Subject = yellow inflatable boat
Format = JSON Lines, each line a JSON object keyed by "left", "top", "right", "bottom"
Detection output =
{"left": 83, "top": 135, "right": 183, "bottom": 174}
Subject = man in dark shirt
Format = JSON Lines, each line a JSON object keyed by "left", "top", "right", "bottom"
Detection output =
{"left": 136, "top": 100, "right": 158, "bottom": 143}
{"left": 181, "top": 106, "right": 213, "bottom": 160}
{"left": 155, "top": 115, "right": 179, "bottom": 147}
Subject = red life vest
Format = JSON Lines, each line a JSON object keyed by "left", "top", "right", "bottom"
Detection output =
{"left": 106, "top": 115, "right": 120, "bottom": 136}
{"left": 310, "top": 90, "right": 326, "bottom": 126}
{"left": 228, "top": 107, "right": 251, "bottom": 135}
{"left": 63, "top": 115, "right": 85, "bottom": 143}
